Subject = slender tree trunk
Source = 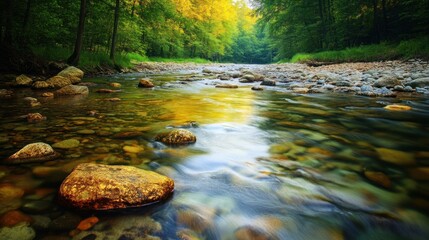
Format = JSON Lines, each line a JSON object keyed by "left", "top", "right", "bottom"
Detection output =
{"left": 110, "top": 0, "right": 120, "bottom": 61}
{"left": 2, "top": 0, "right": 13, "bottom": 45}
{"left": 68, "top": 0, "right": 87, "bottom": 66}
{"left": 381, "top": 0, "right": 387, "bottom": 39}
{"left": 372, "top": 0, "right": 380, "bottom": 43}
{"left": 22, "top": 0, "right": 33, "bottom": 30}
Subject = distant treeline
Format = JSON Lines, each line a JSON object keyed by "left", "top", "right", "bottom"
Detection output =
{"left": 0, "top": 0, "right": 273, "bottom": 67}
{"left": 255, "top": 0, "right": 429, "bottom": 60}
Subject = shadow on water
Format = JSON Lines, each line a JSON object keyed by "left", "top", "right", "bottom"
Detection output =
{"left": 0, "top": 72, "right": 429, "bottom": 239}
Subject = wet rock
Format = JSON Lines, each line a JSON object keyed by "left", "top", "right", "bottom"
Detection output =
{"left": 234, "top": 226, "right": 270, "bottom": 240}
{"left": 49, "top": 212, "right": 82, "bottom": 231}
{"left": 32, "top": 166, "right": 68, "bottom": 182}
{"left": 26, "top": 113, "right": 46, "bottom": 123}
{"left": 243, "top": 74, "right": 255, "bottom": 81}
{"left": 103, "top": 98, "right": 121, "bottom": 101}
{"left": 56, "top": 85, "right": 89, "bottom": 95}
{"left": 261, "top": 79, "right": 276, "bottom": 86}
{"left": 109, "top": 82, "right": 121, "bottom": 88}
{"left": 336, "top": 80, "right": 351, "bottom": 87}
{"left": 41, "top": 92, "right": 54, "bottom": 97}
{"left": 177, "top": 209, "right": 214, "bottom": 233}
{"left": 4, "top": 142, "right": 60, "bottom": 164}
{"left": 0, "top": 184, "right": 24, "bottom": 214}
{"left": 155, "top": 129, "right": 196, "bottom": 145}
{"left": 32, "top": 81, "right": 50, "bottom": 89}
{"left": 31, "top": 215, "right": 51, "bottom": 230}
{"left": 202, "top": 68, "right": 212, "bottom": 74}
{"left": 375, "top": 148, "right": 415, "bottom": 166}
{"left": 96, "top": 89, "right": 120, "bottom": 93}
{"left": 0, "top": 210, "right": 32, "bottom": 227}
{"left": 138, "top": 78, "right": 155, "bottom": 88}
{"left": 77, "top": 129, "right": 95, "bottom": 135}
{"left": 292, "top": 87, "right": 309, "bottom": 94}
{"left": 123, "top": 145, "right": 144, "bottom": 153}
{"left": 219, "top": 74, "right": 231, "bottom": 80}
{"left": 176, "top": 228, "right": 201, "bottom": 240}
{"left": 215, "top": 84, "right": 238, "bottom": 88}
{"left": 0, "top": 89, "right": 13, "bottom": 98}
{"left": 46, "top": 76, "right": 72, "bottom": 88}
{"left": 14, "top": 75, "right": 33, "bottom": 87}
{"left": 77, "top": 216, "right": 99, "bottom": 231}
{"left": 251, "top": 86, "right": 264, "bottom": 91}
{"left": 57, "top": 66, "right": 84, "bottom": 84}
{"left": 364, "top": 171, "right": 391, "bottom": 188}
{"left": 254, "top": 73, "right": 265, "bottom": 81}
{"left": 0, "top": 223, "right": 36, "bottom": 240}
{"left": 384, "top": 104, "right": 412, "bottom": 111}
{"left": 408, "top": 167, "right": 429, "bottom": 181}
{"left": 58, "top": 163, "right": 174, "bottom": 210}
{"left": 113, "top": 131, "right": 144, "bottom": 139}
{"left": 373, "top": 76, "right": 401, "bottom": 88}
{"left": 407, "top": 77, "right": 429, "bottom": 88}
{"left": 239, "top": 78, "right": 254, "bottom": 83}
{"left": 52, "top": 139, "right": 80, "bottom": 149}
{"left": 21, "top": 200, "right": 52, "bottom": 214}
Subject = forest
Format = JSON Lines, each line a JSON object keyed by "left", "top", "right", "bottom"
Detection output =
{"left": 0, "top": 0, "right": 428, "bottom": 70}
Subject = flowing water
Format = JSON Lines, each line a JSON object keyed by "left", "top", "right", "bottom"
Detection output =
{"left": 1, "top": 67, "right": 429, "bottom": 239}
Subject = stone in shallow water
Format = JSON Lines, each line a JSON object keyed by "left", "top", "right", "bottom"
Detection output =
{"left": 0, "top": 223, "right": 36, "bottom": 240}
{"left": 0, "top": 210, "right": 32, "bottom": 227}
{"left": 364, "top": 171, "right": 391, "bottom": 188}
{"left": 4, "top": 142, "right": 60, "bottom": 164}
{"left": 56, "top": 85, "right": 89, "bottom": 95}
{"left": 138, "top": 78, "right": 155, "bottom": 88}
{"left": 26, "top": 113, "right": 46, "bottom": 123}
{"left": 384, "top": 104, "right": 412, "bottom": 111}
{"left": 123, "top": 145, "right": 144, "bottom": 153}
{"left": 216, "top": 84, "right": 238, "bottom": 88}
{"left": 408, "top": 167, "right": 429, "bottom": 181}
{"left": 375, "top": 148, "right": 415, "bottom": 166}
{"left": 155, "top": 129, "right": 196, "bottom": 145}
{"left": 58, "top": 163, "right": 174, "bottom": 210}
{"left": 52, "top": 139, "right": 80, "bottom": 149}
{"left": 57, "top": 66, "right": 84, "bottom": 84}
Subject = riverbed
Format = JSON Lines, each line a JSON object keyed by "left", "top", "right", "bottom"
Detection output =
{"left": 1, "top": 63, "right": 429, "bottom": 239}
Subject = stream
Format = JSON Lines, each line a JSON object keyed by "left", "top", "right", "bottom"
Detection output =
{"left": 1, "top": 64, "right": 429, "bottom": 239}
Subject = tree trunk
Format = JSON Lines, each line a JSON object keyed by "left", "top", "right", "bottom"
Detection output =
{"left": 131, "top": 0, "right": 136, "bottom": 16}
{"left": 22, "top": 0, "right": 33, "bottom": 30}
{"left": 372, "top": 0, "right": 380, "bottom": 43}
{"left": 1, "top": 0, "right": 13, "bottom": 45}
{"left": 68, "top": 0, "right": 87, "bottom": 66}
{"left": 110, "top": 0, "right": 120, "bottom": 61}
{"left": 381, "top": 0, "right": 387, "bottom": 39}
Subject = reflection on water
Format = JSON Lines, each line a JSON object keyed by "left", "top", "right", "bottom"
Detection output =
{"left": 1, "top": 73, "right": 429, "bottom": 239}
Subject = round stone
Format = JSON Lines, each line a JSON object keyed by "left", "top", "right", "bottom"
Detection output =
{"left": 138, "top": 78, "right": 155, "bottom": 88}
{"left": 155, "top": 129, "right": 196, "bottom": 145}
{"left": 58, "top": 163, "right": 174, "bottom": 210}
{"left": 4, "top": 142, "right": 60, "bottom": 164}
{"left": 52, "top": 139, "right": 80, "bottom": 149}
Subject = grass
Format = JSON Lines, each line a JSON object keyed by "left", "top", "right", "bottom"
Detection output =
{"left": 32, "top": 46, "right": 210, "bottom": 71}
{"left": 288, "top": 37, "right": 429, "bottom": 63}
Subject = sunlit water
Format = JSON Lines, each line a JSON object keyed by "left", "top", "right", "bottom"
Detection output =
{"left": 1, "top": 68, "right": 429, "bottom": 239}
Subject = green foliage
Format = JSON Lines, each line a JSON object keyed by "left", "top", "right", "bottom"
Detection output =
{"left": 289, "top": 37, "right": 429, "bottom": 63}
{"left": 256, "top": 0, "right": 429, "bottom": 60}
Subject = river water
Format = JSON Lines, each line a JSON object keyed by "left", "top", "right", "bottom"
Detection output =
{"left": 1, "top": 66, "right": 429, "bottom": 239}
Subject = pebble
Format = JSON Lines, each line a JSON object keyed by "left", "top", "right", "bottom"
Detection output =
{"left": 52, "top": 139, "right": 80, "bottom": 149}
{"left": 122, "top": 145, "right": 144, "bottom": 153}
{"left": 0, "top": 223, "right": 36, "bottom": 240}
{"left": 77, "top": 216, "right": 99, "bottom": 231}
{"left": 0, "top": 211, "right": 32, "bottom": 227}
{"left": 384, "top": 104, "right": 412, "bottom": 111}
{"left": 375, "top": 148, "right": 415, "bottom": 166}
{"left": 364, "top": 171, "right": 392, "bottom": 188}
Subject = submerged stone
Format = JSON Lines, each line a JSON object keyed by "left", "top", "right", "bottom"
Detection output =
{"left": 215, "top": 84, "right": 238, "bottom": 89}
{"left": 375, "top": 148, "right": 415, "bottom": 166}
{"left": 0, "top": 223, "right": 36, "bottom": 240}
{"left": 364, "top": 171, "right": 391, "bottom": 188}
{"left": 4, "top": 142, "right": 60, "bottom": 164}
{"left": 138, "top": 78, "right": 155, "bottom": 88}
{"left": 58, "top": 163, "right": 174, "bottom": 210}
{"left": 0, "top": 210, "right": 32, "bottom": 227}
{"left": 155, "top": 129, "right": 196, "bottom": 145}
{"left": 56, "top": 85, "right": 89, "bottom": 95}
{"left": 52, "top": 139, "right": 80, "bottom": 149}
{"left": 26, "top": 113, "right": 46, "bottom": 123}
{"left": 384, "top": 104, "right": 412, "bottom": 111}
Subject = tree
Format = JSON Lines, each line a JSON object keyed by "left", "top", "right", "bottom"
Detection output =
{"left": 110, "top": 0, "right": 120, "bottom": 61}
{"left": 68, "top": 0, "right": 87, "bottom": 66}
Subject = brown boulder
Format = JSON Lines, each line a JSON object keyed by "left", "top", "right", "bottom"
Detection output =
{"left": 14, "top": 75, "right": 33, "bottom": 87}
{"left": 58, "top": 163, "right": 174, "bottom": 210}
{"left": 26, "top": 113, "right": 46, "bottom": 123}
{"left": 155, "top": 129, "right": 196, "bottom": 145}
{"left": 4, "top": 142, "right": 60, "bottom": 164}
{"left": 138, "top": 78, "right": 155, "bottom": 88}
{"left": 57, "top": 66, "right": 84, "bottom": 84}
{"left": 46, "top": 76, "right": 72, "bottom": 88}
{"left": 32, "top": 81, "right": 50, "bottom": 89}
{"left": 56, "top": 85, "right": 89, "bottom": 95}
